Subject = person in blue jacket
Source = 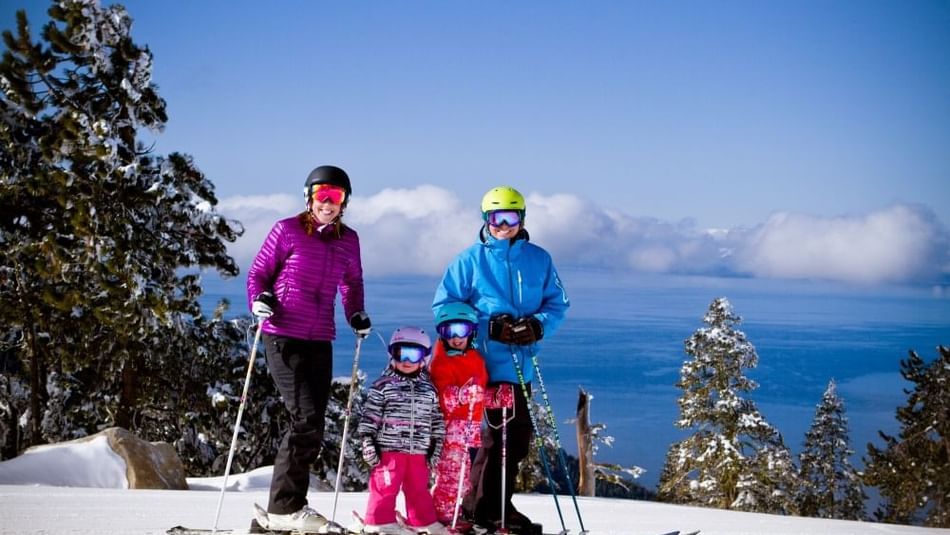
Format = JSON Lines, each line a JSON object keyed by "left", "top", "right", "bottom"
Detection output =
{"left": 432, "top": 186, "right": 570, "bottom": 533}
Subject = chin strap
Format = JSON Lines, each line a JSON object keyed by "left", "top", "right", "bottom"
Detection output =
{"left": 440, "top": 338, "right": 474, "bottom": 357}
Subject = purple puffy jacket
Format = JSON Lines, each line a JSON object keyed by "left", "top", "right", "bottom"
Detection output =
{"left": 246, "top": 215, "right": 365, "bottom": 341}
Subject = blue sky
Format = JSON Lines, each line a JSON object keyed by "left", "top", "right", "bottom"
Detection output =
{"left": 8, "top": 0, "right": 950, "bottom": 285}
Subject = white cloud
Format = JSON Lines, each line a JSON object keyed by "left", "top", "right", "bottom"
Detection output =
{"left": 215, "top": 188, "right": 949, "bottom": 285}
{"left": 217, "top": 193, "right": 299, "bottom": 270}
{"left": 735, "top": 204, "right": 948, "bottom": 284}
{"left": 346, "top": 185, "right": 477, "bottom": 276}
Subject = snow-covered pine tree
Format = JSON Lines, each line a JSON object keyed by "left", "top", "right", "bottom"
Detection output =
{"left": 658, "top": 297, "right": 798, "bottom": 514}
{"left": 0, "top": 0, "right": 239, "bottom": 446}
{"left": 864, "top": 346, "right": 950, "bottom": 528}
{"left": 517, "top": 395, "right": 556, "bottom": 492}
{"left": 316, "top": 367, "right": 369, "bottom": 491}
{"left": 795, "top": 379, "right": 865, "bottom": 520}
{"left": 160, "top": 314, "right": 281, "bottom": 477}
{"left": 0, "top": 362, "right": 29, "bottom": 459}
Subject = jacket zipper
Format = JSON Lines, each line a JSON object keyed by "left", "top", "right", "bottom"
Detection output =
{"left": 409, "top": 379, "right": 415, "bottom": 454}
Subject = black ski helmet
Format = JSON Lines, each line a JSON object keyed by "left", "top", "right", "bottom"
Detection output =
{"left": 305, "top": 165, "right": 352, "bottom": 205}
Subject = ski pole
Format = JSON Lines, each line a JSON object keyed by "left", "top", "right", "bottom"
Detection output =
{"left": 451, "top": 383, "right": 479, "bottom": 530}
{"left": 499, "top": 401, "right": 509, "bottom": 533}
{"left": 212, "top": 320, "right": 264, "bottom": 535}
{"left": 485, "top": 386, "right": 516, "bottom": 534}
{"left": 531, "top": 355, "right": 587, "bottom": 534}
{"left": 330, "top": 336, "right": 364, "bottom": 523}
{"left": 510, "top": 348, "right": 567, "bottom": 535}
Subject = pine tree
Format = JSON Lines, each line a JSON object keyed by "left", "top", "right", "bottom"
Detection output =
{"left": 318, "top": 367, "right": 369, "bottom": 491}
{"left": 658, "top": 297, "right": 798, "bottom": 514}
{"left": 796, "top": 379, "right": 866, "bottom": 520}
{"left": 0, "top": 0, "right": 239, "bottom": 446}
{"left": 517, "top": 396, "right": 555, "bottom": 492}
{"left": 864, "top": 346, "right": 950, "bottom": 527}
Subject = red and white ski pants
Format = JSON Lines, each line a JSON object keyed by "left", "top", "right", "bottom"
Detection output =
{"left": 432, "top": 419, "right": 481, "bottom": 524}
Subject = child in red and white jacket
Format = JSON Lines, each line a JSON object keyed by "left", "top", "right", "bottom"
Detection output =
{"left": 428, "top": 303, "right": 489, "bottom": 529}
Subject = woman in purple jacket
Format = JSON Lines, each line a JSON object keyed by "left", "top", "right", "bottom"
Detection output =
{"left": 246, "top": 165, "right": 372, "bottom": 532}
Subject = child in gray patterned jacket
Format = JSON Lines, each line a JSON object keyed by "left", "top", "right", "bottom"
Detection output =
{"left": 357, "top": 326, "right": 448, "bottom": 535}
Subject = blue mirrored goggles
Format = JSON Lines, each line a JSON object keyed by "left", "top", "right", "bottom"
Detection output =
{"left": 437, "top": 321, "right": 476, "bottom": 340}
{"left": 485, "top": 210, "right": 522, "bottom": 228}
{"left": 390, "top": 343, "right": 429, "bottom": 363}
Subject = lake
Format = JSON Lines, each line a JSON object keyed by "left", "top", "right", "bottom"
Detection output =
{"left": 201, "top": 268, "right": 950, "bottom": 490}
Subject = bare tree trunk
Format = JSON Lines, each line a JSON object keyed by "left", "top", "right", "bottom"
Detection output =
{"left": 576, "top": 387, "right": 595, "bottom": 496}
{"left": 26, "top": 325, "right": 44, "bottom": 445}
{"left": 116, "top": 354, "right": 139, "bottom": 430}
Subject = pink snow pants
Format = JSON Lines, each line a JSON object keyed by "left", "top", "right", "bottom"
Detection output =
{"left": 432, "top": 420, "right": 481, "bottom": 524}
{"left": 365, "top": 451, "right": 437, "bottom": 527}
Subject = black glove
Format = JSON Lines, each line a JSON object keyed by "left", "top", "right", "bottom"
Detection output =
{"left": 488, "top": 314, "right": 517, "bottom": 344}
{"left": 252, "top": 292, "right": 278, "bottom": 319}
{"left": 511, "top": 316, "right": 543, "bottom": 345}
{"left": 489, "top": 314, "right": 542, "bottom": 345}
{"left": 349, "top": 311, "right": 372, "bottom": 339}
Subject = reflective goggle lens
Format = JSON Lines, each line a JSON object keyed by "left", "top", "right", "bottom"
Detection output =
{"left": 391, "top": 343, "right": 428, "bottom": 363}
{"left": 313, "top": 184, "right": 347, "bottom": 205}
{"left": 486, "top": 210, "right": 521, "bottom": 227}
{"left": 437, "top": 321, "right": 476, "bottom": 340}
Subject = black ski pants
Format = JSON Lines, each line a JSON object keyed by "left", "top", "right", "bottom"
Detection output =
{"left": 463, "top": 381, "right": 533, "bottom": 524}
{"left": 264, "top": 334, "right": 333, "bottom": 515}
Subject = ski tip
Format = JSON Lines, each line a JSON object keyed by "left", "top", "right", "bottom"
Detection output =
{"left": 319, "top": 522, "right": 348, "bottom": 535}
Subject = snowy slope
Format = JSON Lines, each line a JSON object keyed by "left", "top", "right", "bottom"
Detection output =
{"left": 1, "top": 440, "right": 948, "bottom": 535}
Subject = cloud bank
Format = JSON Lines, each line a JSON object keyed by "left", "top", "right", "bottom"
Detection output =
{"left": 216, "top": 186, "right": 949, "bottom": 285}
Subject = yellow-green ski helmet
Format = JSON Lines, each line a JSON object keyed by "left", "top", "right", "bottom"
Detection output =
{"left": 481, "top": 186, "right": 526, "bottom": 220}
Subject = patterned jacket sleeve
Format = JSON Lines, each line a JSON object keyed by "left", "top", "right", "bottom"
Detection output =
{"left": 429, "top": 396, "right": 446, "bottom": 462}
{"left": 357, "top": 380, "right": 385, "bottom": 448}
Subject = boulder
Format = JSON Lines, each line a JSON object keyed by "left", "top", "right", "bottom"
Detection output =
{"left": 102, "top": 427, "right": 188, "bottom": 489}
{"left": 0, "top": 426, "right": 188, "bottom": 489}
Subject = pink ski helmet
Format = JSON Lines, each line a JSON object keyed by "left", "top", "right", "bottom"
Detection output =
{"left": 388, "top": 326, "right": 432, "bottom": 363}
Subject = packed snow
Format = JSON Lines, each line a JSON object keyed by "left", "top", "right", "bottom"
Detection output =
{"left": 2, "top": 438, "right": 948, "bottom": 535}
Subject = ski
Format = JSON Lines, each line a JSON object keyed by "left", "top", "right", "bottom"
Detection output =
{"left": 166, "top": 526, "right": 313, "bottom": 535}
{"left": 167, "top": 520, "right": 347, "bottom": 535}
{"left": 167, "top": 525, "right": 698, "bottom": 535}
{"left": 346, "top": 510, "right": 367, "bottom": 535}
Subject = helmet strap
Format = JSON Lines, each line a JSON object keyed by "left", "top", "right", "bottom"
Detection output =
{"left": 440, "top": 337, "right": 474, "bottom": 355}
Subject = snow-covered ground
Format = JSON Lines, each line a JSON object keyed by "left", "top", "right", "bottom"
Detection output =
{"left": 1, "top": 439, "right": 947, "bottom": 535}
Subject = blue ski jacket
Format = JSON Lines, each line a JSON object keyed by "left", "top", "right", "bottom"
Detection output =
{"left": 432, "top": 227, "right": 569, "bottom": 384}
